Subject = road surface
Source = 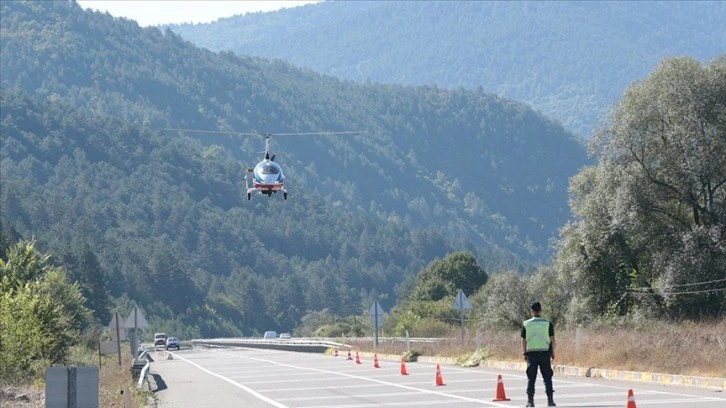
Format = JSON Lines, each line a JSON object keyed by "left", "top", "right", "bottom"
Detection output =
{"left": 147, "top": 347, "right": 725, "bottom": 407}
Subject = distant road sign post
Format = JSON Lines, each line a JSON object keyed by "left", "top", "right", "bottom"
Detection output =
{"left": 368, "top": 301, "right": 385, "bottom": 348}
{"left": 451, "top": 289, "right": 472, "bottom": 344}
{"left": 106, "top": 312, "right": 125, "bottom": 366}
{"left": 124, "top": 305, "right": 148, "bottom": 357}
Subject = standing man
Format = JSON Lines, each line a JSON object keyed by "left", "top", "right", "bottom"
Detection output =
{"left": 521, "top": 301, "right": 556, "bottom": 407}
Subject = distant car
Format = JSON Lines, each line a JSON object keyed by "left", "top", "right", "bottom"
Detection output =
{"left": 263, "top": 331, "right": 277, "bottom": 339}
{"left": 279, "top": 333, "right": 292, "bottom": 340}
{"left": 154, "top": 332, "right": 167, "bottom": 348}
{"left": 165, "top": 337, "right": 180, "bottom": 350}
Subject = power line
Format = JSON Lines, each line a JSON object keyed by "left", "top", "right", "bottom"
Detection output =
{"left": 628, "top": 277, "right": 726, "bottom": 292}
{"left": 666, "top": 277, "right": 726, "bottom": 288}
{"left": 663, "top": 287, "right": 726, "bottom": 295}
{"left": 661, "top": 286, "right": 726, "bottom": 295}
{"left": 628, "top": 286, "right": 726, "bottom": 296}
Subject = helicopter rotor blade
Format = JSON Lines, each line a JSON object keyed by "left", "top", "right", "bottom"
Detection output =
{"left": 161, "top": 129, "right": 367, "bottom": 137}
{"left": 270, "top": 131, "right": 367, "bottom": 137}
{"left": 161, "top": 128, "right": 261, "bottom": 137}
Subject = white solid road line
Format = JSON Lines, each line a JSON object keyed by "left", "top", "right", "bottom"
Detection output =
{"left": 169, "top": 348, "right": 726, "bottom": 408}
{"left": 206, "top": 348, "right": 515, "bottom": 407}
{"left": 170, "top": 352, "right": 292, "bottom": 408}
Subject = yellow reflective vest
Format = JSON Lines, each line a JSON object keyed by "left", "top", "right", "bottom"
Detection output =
{"left": 523, "top": 316, "right": 551, "bottom": 352}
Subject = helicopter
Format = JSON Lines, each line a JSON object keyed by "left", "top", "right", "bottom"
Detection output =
{"left": 245, "top": 132, "right": 287, "bottom": 200}
{"left": 163, "top": 129, "right": 365, "bottom": 201}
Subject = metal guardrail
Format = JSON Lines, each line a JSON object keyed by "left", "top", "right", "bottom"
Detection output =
{"left": 137, "top": 360, "right": 150, "bottom": 388}
{"left": 344, "top": 337, "right": 447, "bottom": 344}
{"left": 191, "top": 337, "right": 348, "bottom": 353}
{"left": 190, "top": 336, "right": 448, "bottom": 353}
{"left": 131, "top": 349, "right": 151, "bottom": 388}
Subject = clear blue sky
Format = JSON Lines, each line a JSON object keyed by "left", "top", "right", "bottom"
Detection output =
{"left": 77, "top": 1, "right": 320, "bottom": 26}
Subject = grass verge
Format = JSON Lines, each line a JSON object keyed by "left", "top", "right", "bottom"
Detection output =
{"left": 350, "top": 318, "right": 726, "bottom": 378}
{"left": 0, "top": 343, "right": 154, "bottom": 408}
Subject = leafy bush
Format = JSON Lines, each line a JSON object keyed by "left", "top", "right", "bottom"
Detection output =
{"left": 456, "top": 347, "right": 492, "bottom": 367}
{"left": 412, "top": 318, "right": 451, "bottom": 338}
{"left": 402, "top": 349, "right": 421, "bottom": 362}
{"left": 0, "top": 240, "right": 92, "bottom": 383}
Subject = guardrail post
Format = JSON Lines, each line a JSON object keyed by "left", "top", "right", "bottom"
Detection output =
{"left": 137, "top": 361, "right": 150, "bottom": 388}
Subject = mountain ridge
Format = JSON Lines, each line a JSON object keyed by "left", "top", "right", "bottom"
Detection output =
{"left": 1, "top": 0, "right": 589, "bottom": 263}
{"left": 170, "top": 1, "right": 726, "bottom": 138}
{"left": 1, "top": 0, "right": 592, "bottom": 335}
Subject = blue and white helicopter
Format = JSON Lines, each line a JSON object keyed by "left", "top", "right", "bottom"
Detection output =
{"left": 245, "top": 132, "right": 287, "bottom": 200}
{"left": 164, "top": 129, "right": 364, "bottom": 201}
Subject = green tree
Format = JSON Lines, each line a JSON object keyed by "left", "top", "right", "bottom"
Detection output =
{"left": 409, "top": 252, "right": 488, "bottom": 302}
{"left": 472, "top": 270, "right": 530, "bottom": 330}
{"left": 387, "top": 299, "right": 455, "bottom": 336}
{"left": 555, "top": 56, "right": 726, "bottom": 321}
{"left": 385, "top": 252, "right": 487, "bottom": 336}
{"left": 0, "top": 239, "right": 46, "bottom": 292}
{"left": 0, "top": 240, "right": 92, "bottom": 382}
{"left": 61, "top": 244, "right": 112, "bottom": 324}
{"left": 0, "top": 287, "right": 48, "bottom": 381}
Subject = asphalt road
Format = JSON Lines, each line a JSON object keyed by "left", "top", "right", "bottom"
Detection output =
{"left": 148, "top": 347, "right": 725, "bottom": 408}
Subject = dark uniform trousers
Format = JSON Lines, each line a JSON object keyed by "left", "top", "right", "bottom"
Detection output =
{"left": 525, "top": 350, "right": 554, "bottom": 396}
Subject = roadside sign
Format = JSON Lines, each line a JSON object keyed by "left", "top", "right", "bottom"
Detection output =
{"left": 124, "top": 305, "right": 149, "bottom": 329}
{"left": 46, "top": 366, "right": 99, "bottom": 408}
{"left": 452, "top": 289, "right": 472, "bottom": 310}
{"left": 99, "top": 341, "right": 117, "bottom": 355}
{"left": 452, "top": 289, "right": 472, "bottom": 345}
{"left": 107, "top": 313, "right": 126, "bottom": 340}
{"left": 367, "top": 301, "right": 385, "bottom": 348}
{"left": 368, "top": 301, "right": 385, "bottom": 317}
{"left": 108, "top": 312, "right": 125, "bottom": 329}
{"left": 124, "top": 305, "right": 148, "bottom": 357}
{"left": 106, "top": 311, "right": 123, "bottom": 366}
{"left": 368, "top": 301, "right": 385, "bottom": 328}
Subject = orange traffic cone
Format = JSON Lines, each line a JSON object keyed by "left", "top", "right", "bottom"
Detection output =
{"left": 491, "top": 374, "right": 511, "bottom": 401}
{"left": 355, "top": 351, "right": 362, "bottom": 364}
{"left": 373, "top": 353, "right": 380, "bottom": 368}
{"left": 400, "top": 357, "right": 409, "bottom": 375}
{"left": 435, "top": 364, "right": 445, "bottom": 386}
{"left": 626, "top": 389, "right": 637, "bottom": 408}
{"left": 346, "top": 350, "right": 352, "bottom": 360}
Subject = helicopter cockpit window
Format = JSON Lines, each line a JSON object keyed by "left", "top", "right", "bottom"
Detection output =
{"left": 261, "top": 165, "right": 279, "bottom": 175}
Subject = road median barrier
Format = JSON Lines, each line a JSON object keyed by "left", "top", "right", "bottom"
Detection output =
{"left": 191, "top": 337, "right": 348, "bottom": 353}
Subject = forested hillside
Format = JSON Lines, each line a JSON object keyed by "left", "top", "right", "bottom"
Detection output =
{"left": 0, "top": 89, "right": 465, "bottom": 337}
{"left": 0, "top": 1, "right": 592, "bottom": 337}
{"left": 171, "top": 1, "right": 725, "bottom": 138}
{"left": 1, "top": 0, "right": 589, "bottom": 266}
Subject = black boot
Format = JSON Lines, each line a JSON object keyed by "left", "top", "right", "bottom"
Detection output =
{"left": 547, "top": 393, "right": 556, "bottom": 407}
{"left": 526, "top": 395, "right": 535, "bottom": 407}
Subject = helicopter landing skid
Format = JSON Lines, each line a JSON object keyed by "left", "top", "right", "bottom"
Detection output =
{"left": 246, "top": 187, "right": 288, "bottom": 200}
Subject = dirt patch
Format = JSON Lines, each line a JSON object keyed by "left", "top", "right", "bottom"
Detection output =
{"left": 0, "top": 386, "right": 44, "bottom": 408}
